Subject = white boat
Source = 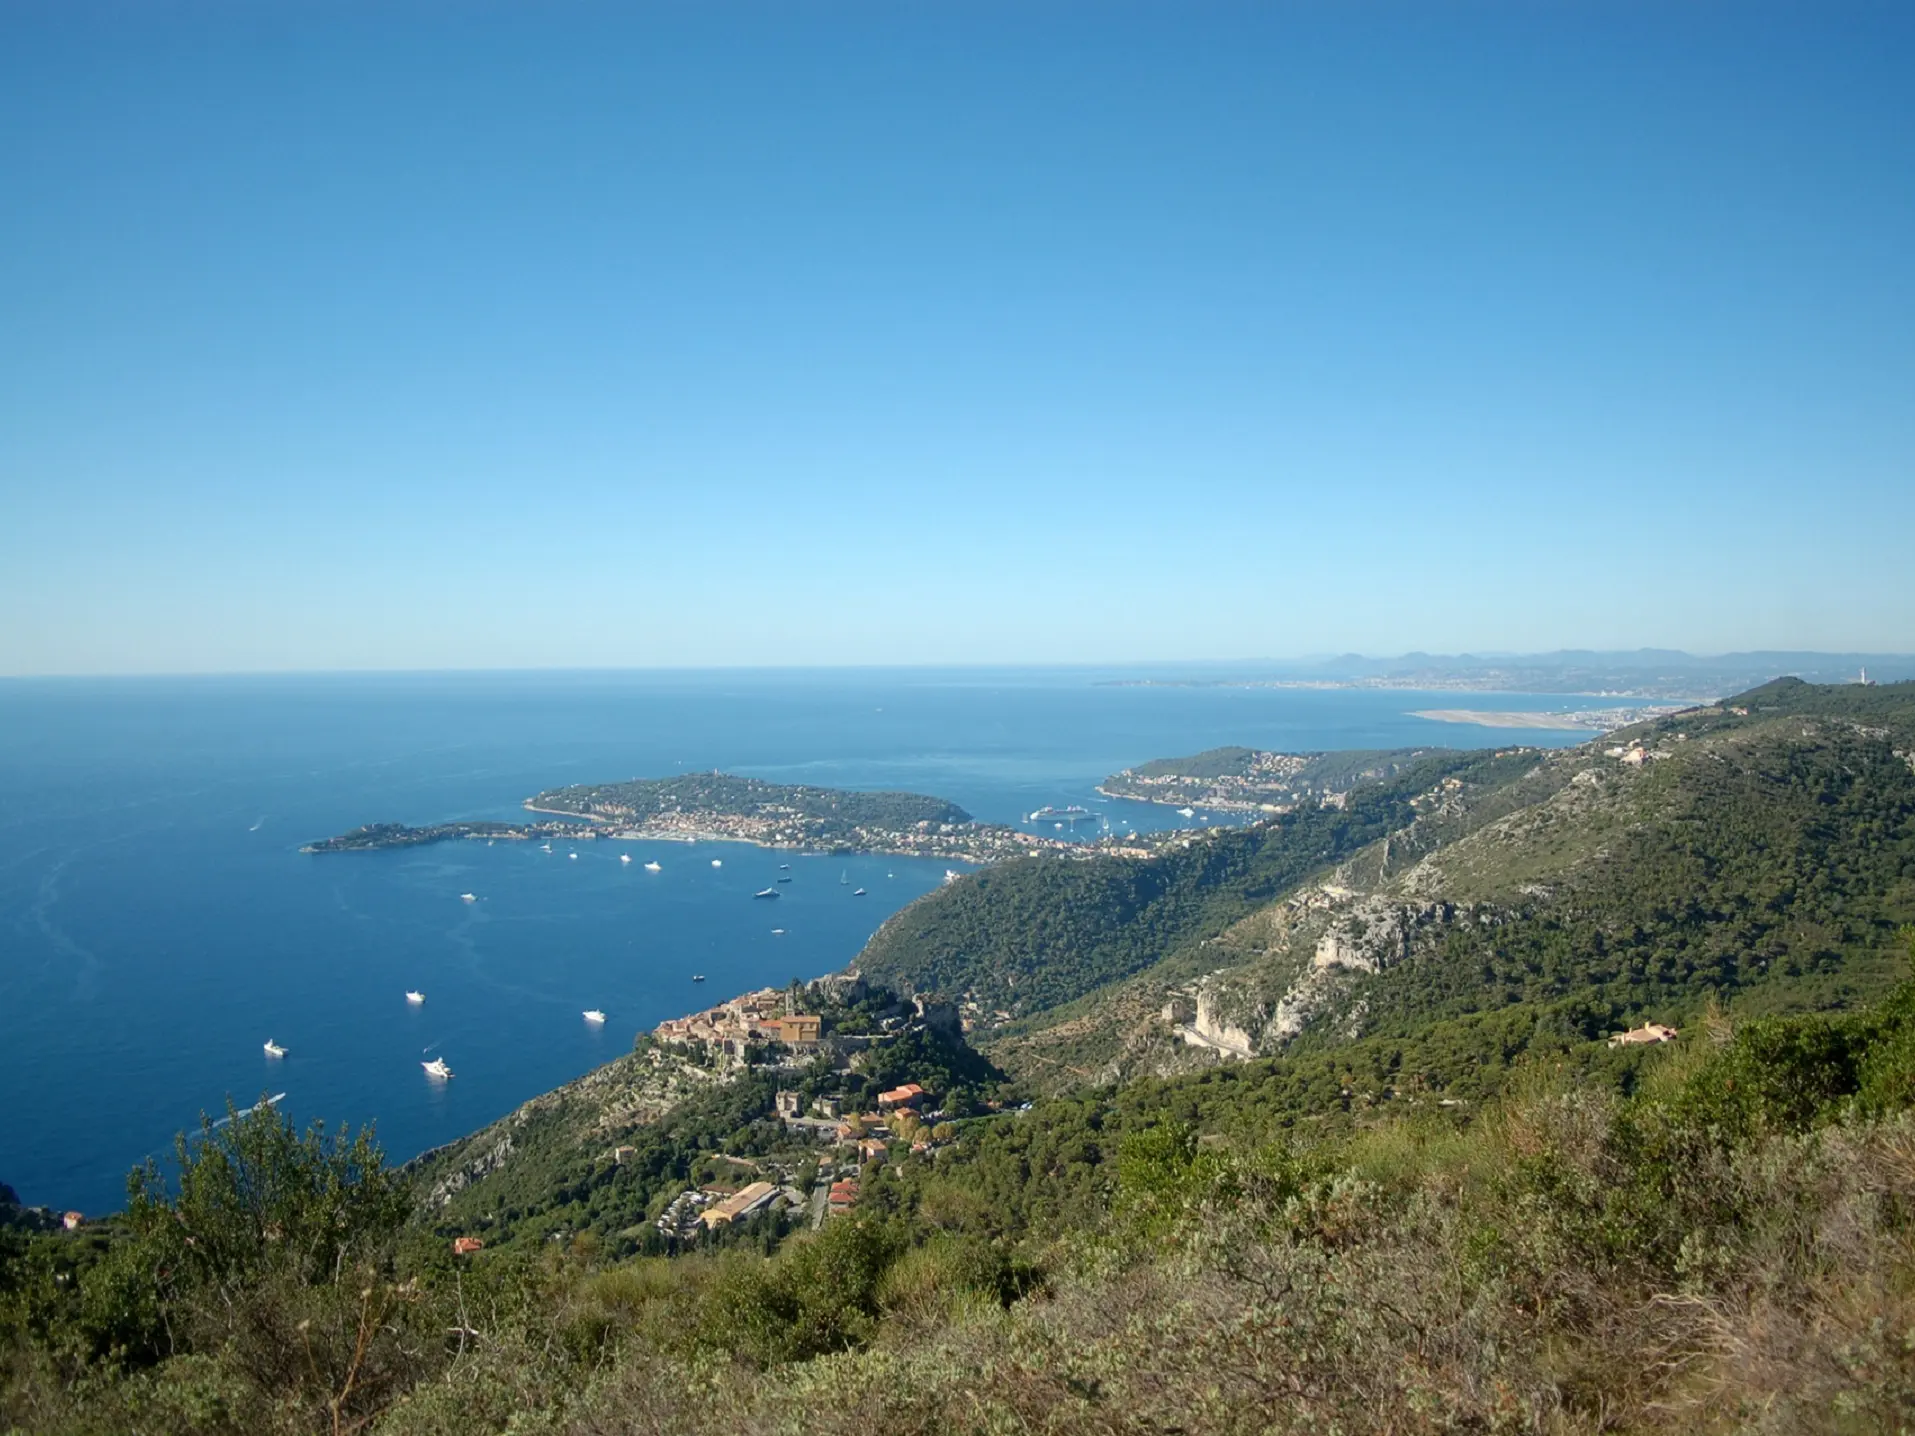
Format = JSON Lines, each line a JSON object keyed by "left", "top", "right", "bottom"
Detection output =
{"left": 770, "top": 928, "right": 785, "bottom": 935}
{"left": 541, "top": 843, "right": 552, "bottom": 852}
{"left": 1177, "top": 807, "right": 1195, "bottom": 818}
{"left": 262, "top": 1039, "right": 286, "bottom": 1058}
{"left": 583, "top": 1009, "right": 607, "bottom": 1024}
{"left": 213, "top": 1092, "right": 285, "bottom": 1129}
{"left": 753, "top": 887, "right": 779, "bottom": 900}
{"left": 405, "top": 991, "right": 425, "bottom": 1005}
{"left": 620, "top": 853, "right": 632, "bottom": 864}
{"left": 944, "top": 869, "right": 961, "bottom": 884}
{"left": 460, "top": 892, "right": 477, "bottom": 902}
{"left": 422, "top": 1057, "right": 453, "bottom": 1079}
{"left": 569, "top": 852, "right": 578, "bottom": 860}
{"left": 691, "top": 974, "right": 706, "bottom": 982}
{"left": 711, "top": 858, "right": 723, "bottom": 868}
{"left": 643, "top": 860, "right": 662, "bottom": 872}
{"left": 853, "top": 887, "right": 867, "bottom": 896}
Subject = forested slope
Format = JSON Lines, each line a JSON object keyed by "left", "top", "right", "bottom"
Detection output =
{"left": 854, "top": 748, "right": 1544, "bottom": 1019}
{"left": 977, "top": 680, "right": 1915, "bottom": 1087}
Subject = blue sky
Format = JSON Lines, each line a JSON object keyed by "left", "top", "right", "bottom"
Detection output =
{"left": 2, "top": 1, "right": 1911, "bottom": 674}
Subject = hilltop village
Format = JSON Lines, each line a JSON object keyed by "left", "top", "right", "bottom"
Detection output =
{"left": 597, "top": 975, "right": 993, "bottom": 1247}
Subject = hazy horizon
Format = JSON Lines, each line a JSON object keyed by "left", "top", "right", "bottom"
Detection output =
{"left": 4, "top": 648, "right": 1911, "bottom": 685}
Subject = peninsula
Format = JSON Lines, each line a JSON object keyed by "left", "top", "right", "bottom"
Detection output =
{"left": 1098, "top": 745, "right": 1454, "bottom": 813}
{"left": 305, "top": 771, "right": 1074, "bottom": 863}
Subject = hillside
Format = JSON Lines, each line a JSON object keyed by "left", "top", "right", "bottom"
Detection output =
{"left": 985, "top": 679, "right": 1915, "bottom": 1089}
{"left": 9, "top": 679, "right": 1915, "bottom": 1435}
{"left": 855, "top": 748, "right": 1544, "bottom": 1025}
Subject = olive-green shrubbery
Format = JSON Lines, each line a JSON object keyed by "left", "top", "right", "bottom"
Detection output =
{"left": 10, "top": 952, "right": 1915, "bottom": 1435}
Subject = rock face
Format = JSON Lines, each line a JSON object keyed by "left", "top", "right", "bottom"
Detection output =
{"left": 1179, "top": 989, "right": 1256, "bottom": 1058}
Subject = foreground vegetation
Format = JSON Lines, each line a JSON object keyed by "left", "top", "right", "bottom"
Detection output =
{"left": 8, "top": 939, "right": 1915, "bottom": 1434}
{"left": 10, "top": 678, "right": 1915, "bottom": 1433}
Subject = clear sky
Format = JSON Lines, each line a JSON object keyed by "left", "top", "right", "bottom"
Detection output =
{"left": 2, "top": 1, "right": 1911, "bottom": 675}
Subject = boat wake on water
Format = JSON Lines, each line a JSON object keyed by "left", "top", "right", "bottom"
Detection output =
{"left": 208, "top": 1093, "right": 286, "bottom": 1131}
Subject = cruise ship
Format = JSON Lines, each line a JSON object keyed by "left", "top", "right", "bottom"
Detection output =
{"left": 422, "top": 1057, "right": 452, "bottom": 1079}
{"left": 1028, "top": 805, "right": 1096, "bottom": 824}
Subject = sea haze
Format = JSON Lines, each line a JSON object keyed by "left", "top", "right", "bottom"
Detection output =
{"left": 0, "top": 668, "right": 1595, "bottom": 1213}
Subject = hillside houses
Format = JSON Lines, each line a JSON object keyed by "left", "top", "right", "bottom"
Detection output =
{"left": 652, "top": 987, "right": 824, "bottom": 1059}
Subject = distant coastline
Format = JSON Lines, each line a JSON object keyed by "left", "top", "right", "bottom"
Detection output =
{"left": 1411, "top": 706, "right": 1681, "bottom": 732}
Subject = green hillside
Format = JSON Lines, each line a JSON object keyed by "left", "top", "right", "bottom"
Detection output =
{"left": 10, "top": 679, "right": 1915, "bottom": 1434}
{"left": 856, "top": 748, "right": 1544, "bottom": 1020}
{"left": 974, "top": 682, "right": 1915, "bottom": 1091}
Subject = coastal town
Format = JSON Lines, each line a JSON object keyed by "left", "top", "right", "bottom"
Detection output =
{"left": 305, "top": 768, "right": 1223, "bottom": 865}
{"left": 623, "top": 976, "right": 973, "bottom": 1243}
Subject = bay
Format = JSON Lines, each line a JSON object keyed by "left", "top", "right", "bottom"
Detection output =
{"left": 0, "top": 667, "right": 1593, "bottom": 1213}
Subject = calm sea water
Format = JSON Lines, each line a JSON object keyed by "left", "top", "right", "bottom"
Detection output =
{"left": 0, "top": 668, "right": 1593, "bottom": 1213}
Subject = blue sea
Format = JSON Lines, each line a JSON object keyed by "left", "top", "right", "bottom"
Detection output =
{"left": 0, "top": 668, "right": 1595, "bottom": 1214}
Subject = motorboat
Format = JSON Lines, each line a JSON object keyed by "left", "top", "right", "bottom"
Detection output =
{"left": 711, "top": 859, "right": 723, "bottom": 868}
{"left": 1177, "top": 807, "right": 1195, "bottom": 818}
{"left": 583, "top": 1009, "right": 607, "bottom": 1024}
{"left": 263, "top": 1039, "right": 286, "bottom": 1059}
{"left": 770, "top": 928, "right": 785, "bottom": 936}
{"left": 776, "top": 875, "right": 792, "bottom": 883}
{"left": 460, "top": 892, "right": 477, "bottom": 902}
{"left": 753, "top": 888, "right": 779, "bottom": 900}
{"left": 644, "top": 861, "right": 662, "bottom": 872}
{"left": 422, "top": 1057, "right": 453, "bottom": 1079}
{"left": 852, "top": 887, "right": 866, "bottom": 896}
{"left": 620, "top": 853, "right": 632, "bottom": 864}
{"left": 569, "top": 852, "right": 578, "bottom": 860}
{"left": 405, "top": 991, "right": 425, "bottom": 1005}
{"left": 691, "top": 974, "right": 706, "bottom": 982}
